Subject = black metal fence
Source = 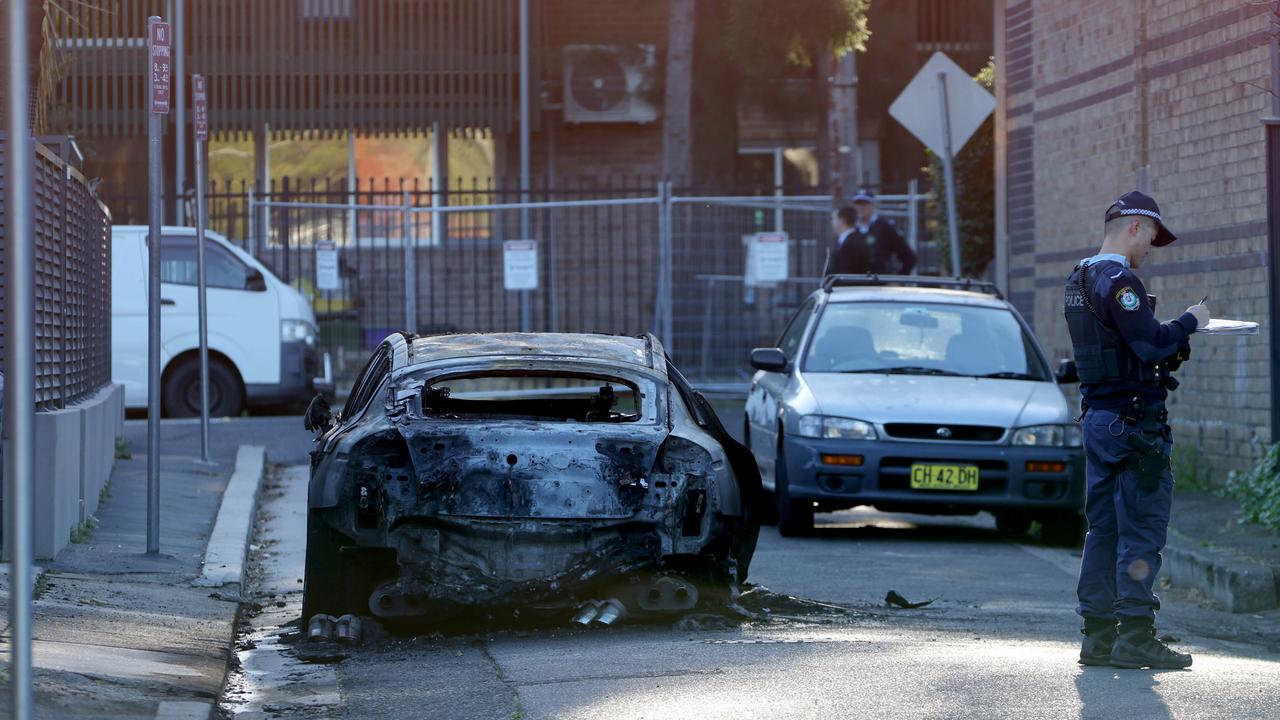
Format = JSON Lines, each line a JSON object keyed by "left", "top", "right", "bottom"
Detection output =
{"left": 0, "top": 136, "right": 114, "bottom": 411}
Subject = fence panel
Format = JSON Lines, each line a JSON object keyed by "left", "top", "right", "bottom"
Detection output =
{"left": 667, "top": 192, "right": 932, "bottom": 386}
{"left": 246, "top": 180, "right": 664, "bottom": 390}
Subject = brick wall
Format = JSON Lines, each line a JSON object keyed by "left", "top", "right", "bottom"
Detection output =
{"left": 997, "top": 0, "right": 1273, "bottom": 477}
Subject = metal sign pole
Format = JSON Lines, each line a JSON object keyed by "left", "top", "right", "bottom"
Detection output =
{"left": 937, "top": 71, "right": 963, "bottom": 277}
{"left": 403, "top": 190, "right": 418, "bottom": 334}
{"left": 146, "top": 15, "right": 172, "bottom": 554}
{"left": 518, "top": 0, "right": 532, "bottom": 332}
{"left": 5, "top": 0, "right": 36, "bottom": 714}
{"left": 194, "top": 74, "right": 211, "bottom": 462}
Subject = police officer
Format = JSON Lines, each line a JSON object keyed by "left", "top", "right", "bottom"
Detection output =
{"left": 827, "top": 189, "right": 916, "bottom": 276}
{"left": 1064, "top": 190, "right": 1209, "bottom": 670}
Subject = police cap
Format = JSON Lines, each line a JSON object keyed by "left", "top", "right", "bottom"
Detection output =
{"left": 1105, "top": 190, "right": 1177, "bottom": 247}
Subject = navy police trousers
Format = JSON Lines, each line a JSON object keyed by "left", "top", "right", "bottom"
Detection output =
{"left": 1075, "top": 407, "right": 1175, "bottom": 621}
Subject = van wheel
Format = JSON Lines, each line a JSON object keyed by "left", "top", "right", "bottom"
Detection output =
{"left": 162, "top": 358, "right": 243, "bottom": 418}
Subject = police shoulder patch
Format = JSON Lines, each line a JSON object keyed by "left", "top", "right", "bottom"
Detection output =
{"left": 1115, "top": 286, "right": 1141, "bottom": 312}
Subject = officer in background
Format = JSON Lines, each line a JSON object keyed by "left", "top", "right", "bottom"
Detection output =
{"left": 827, "top": 189, "right": 916, "bottom": 276}
{"left": 1064, "top": 190, "right": 1209, "bottom": 670}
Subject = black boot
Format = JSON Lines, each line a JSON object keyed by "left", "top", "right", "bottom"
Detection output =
{"left": 1110, "top": 617, "right": 1193, "bottom": 669}
{"left": 1079, "top": 618, "right": 1117, "bottom": 666}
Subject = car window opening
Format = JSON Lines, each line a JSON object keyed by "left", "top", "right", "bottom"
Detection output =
{"left": 422, "top": 372, "right": 641, "bottom": 423}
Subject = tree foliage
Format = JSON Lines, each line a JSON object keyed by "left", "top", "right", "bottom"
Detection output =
{"left": 926, "top": 58, "right": 995, "bottom": 278}
{"left": 722, "top": 0, "right": 871, "bottom": 76}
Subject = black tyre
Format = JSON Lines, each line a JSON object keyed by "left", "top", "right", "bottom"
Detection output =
{"left": 775, "top": 446, "right": 814, "bottom": 537}
{"left": 995, "top": 511, "right": 1033, "bottom": 536}
{"left": 1039, "top": 510, "right": 1086, "bottom": 547}
{"left": 301, "top": 509, "right": 358, "bottom": 622}
{"left": 162, "top": 358, "right": 243, "bottom": 418}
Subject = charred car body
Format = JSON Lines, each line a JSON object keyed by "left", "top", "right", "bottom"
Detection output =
{"left": 302, "top": 332, "right": 760, "bottom": 625}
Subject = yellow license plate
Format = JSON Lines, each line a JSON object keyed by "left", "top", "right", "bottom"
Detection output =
{"left": 910, "top": 464, "right": 980, "bottom": 491}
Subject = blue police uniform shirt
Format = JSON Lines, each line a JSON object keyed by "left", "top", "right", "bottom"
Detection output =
{"left": 1077, "top": 253, "right": 1198, "bottom": 409}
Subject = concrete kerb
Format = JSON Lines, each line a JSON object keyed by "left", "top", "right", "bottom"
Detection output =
{"left": 194, "top": 445, "right": 267, "bottom": 588}
{"left": 1161, "top": 527, "right": 1280, "bottom": 614}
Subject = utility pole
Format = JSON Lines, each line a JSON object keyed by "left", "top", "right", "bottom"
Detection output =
{"left": 5, "top": 0, "right": 36, "bottom": 715}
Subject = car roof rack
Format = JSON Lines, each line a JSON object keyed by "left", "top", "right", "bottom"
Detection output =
{"left": 821, "top": 274, "right": 1004, "bottom": 299}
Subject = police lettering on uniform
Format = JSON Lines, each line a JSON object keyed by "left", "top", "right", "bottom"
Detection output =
{"left": 1064, "top": 190, "right": 1210, "bottom": 670}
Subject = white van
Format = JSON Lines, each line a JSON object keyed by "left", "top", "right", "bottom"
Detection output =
{"left": 111, "top": 226, "right": 331, "bottom": 417}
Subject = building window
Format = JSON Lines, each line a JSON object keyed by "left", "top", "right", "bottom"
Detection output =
{"left": 299, "top": 0, "right": 353, "bottom": 20}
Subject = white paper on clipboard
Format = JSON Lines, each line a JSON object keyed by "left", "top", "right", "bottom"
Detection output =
{"left": 1198, "top": 318, "right": 1260, "bottom": 336}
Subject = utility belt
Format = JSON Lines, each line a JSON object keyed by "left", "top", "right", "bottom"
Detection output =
{"left": 1083, "top": 397, "right": 1171, "bottom": 492}
{"left": 1117, "top": 398, "right": 1169, "bottom": 430}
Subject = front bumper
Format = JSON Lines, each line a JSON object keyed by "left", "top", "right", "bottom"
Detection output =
{"left": 246, "top": 340, "right": 327, "bottom": 404}
{"left": 780, "top": 435, "right": 1085, "bottom": 512}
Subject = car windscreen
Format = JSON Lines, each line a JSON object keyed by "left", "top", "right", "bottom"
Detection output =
{"left": 422, "top": 372, "right": 643, "bottom": 423}
{"left": 802, "top": 301, "right": 1051, "bottom": 380}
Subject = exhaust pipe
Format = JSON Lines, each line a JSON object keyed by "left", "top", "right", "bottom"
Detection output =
{"left": 335, "top": 614, "right": 363, "bottom": 645}
{"left": 308, "top": 614, "right": 336, "bottom": 642}
{"left": 593, "top": 598, "right": 627, "bottom": 626}
{"left": 572, "top": 601, "right": 601, "bottom": 625}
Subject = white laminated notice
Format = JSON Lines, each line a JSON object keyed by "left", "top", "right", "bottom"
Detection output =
{"left": 315, "top": 241, "right": 340, "bottom": 291}
{"left": 1198, "top": 318, "right": 1259, "bottom": 336}
{"left": 503, "top": 240, "right": 539, "bottom": 291}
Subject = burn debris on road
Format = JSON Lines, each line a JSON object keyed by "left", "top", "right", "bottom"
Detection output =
{"left": 885, "top": 590, "right": 936, "bottom": 609}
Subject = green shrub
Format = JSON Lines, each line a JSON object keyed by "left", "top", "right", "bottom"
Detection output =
{"left": 1225, "top": 443, "right": 1280, "bottom": 532}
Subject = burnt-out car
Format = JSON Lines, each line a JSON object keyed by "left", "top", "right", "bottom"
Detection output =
{"left": 301, "top": 332, "right": 761, "bottom": 625}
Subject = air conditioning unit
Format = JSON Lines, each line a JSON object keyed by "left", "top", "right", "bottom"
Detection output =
{"left": 562, "top": 44, "right": 658, "bottom": 123}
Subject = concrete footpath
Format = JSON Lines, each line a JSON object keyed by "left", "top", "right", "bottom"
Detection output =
{"left": 0, "top": 416, "right": 308, "bottom": 719}
{"left": 1162, "top": 490, "right": 1280, "bottom": 615}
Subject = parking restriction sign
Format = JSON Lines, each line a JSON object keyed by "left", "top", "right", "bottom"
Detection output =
{"left": 193, "top": 74, "right": 208, "bottom": 141}
{"left": 149, "top": 21, "right": 171, "bottom": 114}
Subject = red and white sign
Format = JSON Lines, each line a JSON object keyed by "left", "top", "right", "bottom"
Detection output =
{"left": 747, "top": 231, "right": 790, "bottom": 285}
{"left": 193, "top": 74, "right": 209, "bottom": 141}
{"left": 149, "top": 20, "right": 172, "bottom": 114}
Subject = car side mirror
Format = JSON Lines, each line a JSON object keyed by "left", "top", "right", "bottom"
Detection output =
{"left": 303, "top": 393, "right": 333, "bottom": 433}
{"left": 750, "top": 347, "right": 789, "bottom": 373}
{"left": 245, "top": 267, "right": 268, "bottom": 292}
{"left": 1055, "top": 359, "right": 1079, "bottom": 384}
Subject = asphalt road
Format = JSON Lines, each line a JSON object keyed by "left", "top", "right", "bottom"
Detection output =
{"left": 222, "top": 465, "right": 1280, "bottom": 720}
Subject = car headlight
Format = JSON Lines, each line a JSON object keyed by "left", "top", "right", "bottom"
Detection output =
{"left": 797, "top": 415, "right": 878, "bottom": 440}
{"left": 1011, "top": 424, "right": 1082, "bottom": 447}
{"left": 281, "top": 319, "right": 317, "bottom": 346}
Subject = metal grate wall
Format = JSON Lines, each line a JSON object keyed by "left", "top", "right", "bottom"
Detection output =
{"left": 0, "top": 136, "right": 114, "bottom": 411}
{"left": 51, "top": 0, "right": 529, "bottom": 138}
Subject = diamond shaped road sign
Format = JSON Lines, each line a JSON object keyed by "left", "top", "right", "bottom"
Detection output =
{"left": 889, "top": 52, "right": 995, "bottom": 158}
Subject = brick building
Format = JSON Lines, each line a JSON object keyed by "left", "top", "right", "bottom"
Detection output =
{"left": 994, "top": 1, "right": 1273, "bottom": 473}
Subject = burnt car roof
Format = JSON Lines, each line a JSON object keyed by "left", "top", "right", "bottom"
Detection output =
{"left": 407, "top": 332, "right": 661, "bottom": 370}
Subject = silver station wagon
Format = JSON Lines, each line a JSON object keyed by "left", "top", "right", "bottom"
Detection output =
{"left": 745, "top": 276, "right": 1086, "bottom": 543}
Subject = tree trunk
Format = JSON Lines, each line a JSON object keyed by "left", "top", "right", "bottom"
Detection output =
{"left": 662, "top": 0, "right": 695, "bottom": 185}
{"left": 828, "top": 50, "right": 859, "bottom": 202}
